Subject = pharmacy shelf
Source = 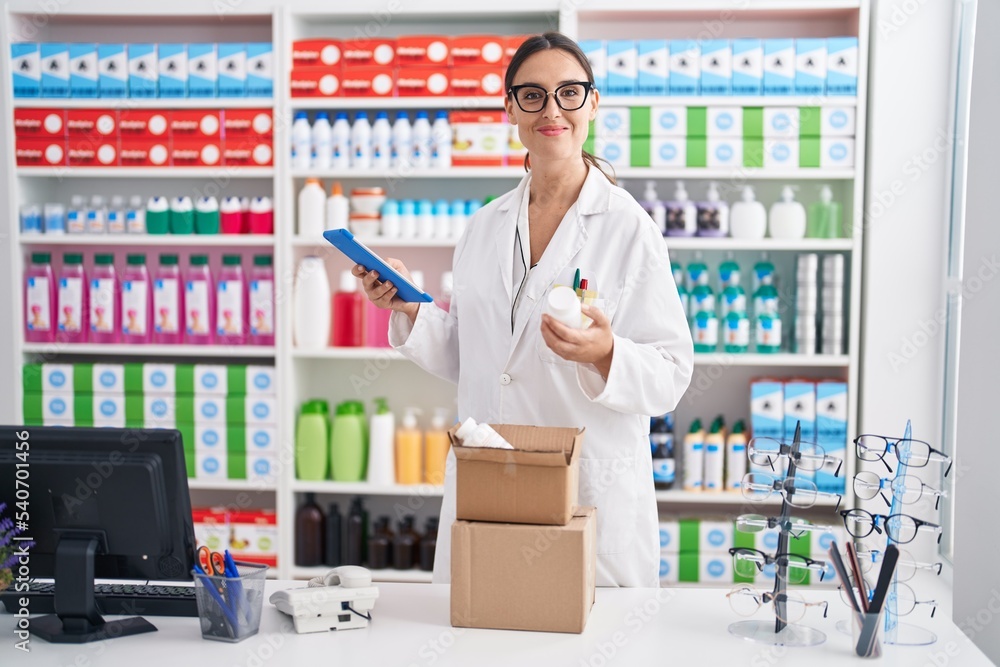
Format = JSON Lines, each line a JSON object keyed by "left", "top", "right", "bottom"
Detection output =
{"left": 576, "top": 0, "right": 862, "bottom": 11}
{"left": 20, "top": 234, "right": 275, "bottom": 247}
{"left": 601, "top": 96, "right": 858, "bottom": 107}
{"left": 12, "top": 98, "right": 275, "bottom": 109}
{"left": 292, "top": 236, "right": 455, "bottom": 248}
{"left": 655, "top": 490, "right": 842, "bottom": 507}
{"left": 665, "top": 238, "right": 853, "bottom": 252}
{"left": 16, "top": 167, "right": 275, "bottom": 178}
{"left": 615, "top": 167, "right": 856, "bottom": 180}
{"left": 187, "top": 479, "right": 277, "bottom": 492}
{"left": 290, "top": 565, "right": 432, "bottom": 583}
{"left": 21, "top": 343, "right": 276, "bottom": 358}
{"left": 290, "top": 167, "right": 523, "bottom": 179}
{"left": 292, "top": 348, "right": 405, "bottom": 360}
{"left": 290, "top": 97, "right": 504, "bottom": 110}
{"left": 692, "top": 353, "right": 850, "bottom": 367}
{"left": 291, "top": 480, "right": 444, "bottom": 497}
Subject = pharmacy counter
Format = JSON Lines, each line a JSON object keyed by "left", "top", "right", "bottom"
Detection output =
{"left": 1, "top": 582, "right": 992, "bottom": 666}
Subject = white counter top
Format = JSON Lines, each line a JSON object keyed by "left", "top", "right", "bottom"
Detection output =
{"left": 1, "top": 582, "right": 992, "bottom": 666}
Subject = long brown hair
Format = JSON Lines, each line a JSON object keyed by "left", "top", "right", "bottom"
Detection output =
{"left": 505, "top": 32, "right": 616, "bottom": 185}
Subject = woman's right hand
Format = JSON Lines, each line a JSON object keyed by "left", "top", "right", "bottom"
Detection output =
{"left": 353, "top": 259, "right": 420, "bottom": 324}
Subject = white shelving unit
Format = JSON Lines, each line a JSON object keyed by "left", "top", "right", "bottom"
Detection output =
{"left": 19, "top": 235, "right": 276, "bottom": 247}
{"left": 21, "top": 343, "right": 276, "bottom": 358}
{"left": 15, "top": 167, "right": 275, "bottom": 178}
{"left": 12, "top": 98, "right": 275, "bottom": 109}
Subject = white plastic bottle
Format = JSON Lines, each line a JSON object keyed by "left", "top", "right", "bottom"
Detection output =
{"left": 380, "top": 201, "right": 401, "bottom": 238}
{"left": 642, "top": 181, "right": 667, "bottom": 234}
{"left": 416, "top": 199, "right": 435, "bottom": 239}
{"left": 546, "top": 285, "right": 582, "bottom": 329}
{"left": 730, "top": 185, "right": 767, "bottom": 239}
{"left": 311, "top": 111, "right": 332, "bottom": 170}
{"left": 391, "top": 112, "right": 412, "bottom": 169}
{"left": 450, "top": 199, "right": 468, "bottom": 239}
{"left": 350, "top": 112, "right": 372, "bottom": 169}
{"left": 697, "top": 181, "right": 729, "bottom": 237}
{"left": 411, "top": 111, "right": 432, "bottom": 169}
{"left": 399, "top": 200, "right": 417, "bottom": 239}
{"left": 430, "top": 111, "right": 451, "bottom": 168}
{"left": 126, "top": 195, "right": 146, "bottom": 234}
{"left": 768, "top": 186, "right": 807, "bottom": 239}
{"left": 454, "top": 417, "right": 514, "bottom": 450}
{"left": 67, "top": 195, "right": 87, "bottom": 234}
{"left": 433, "top": 199, "right": 451, "bottom": 238}
{"left": 665, "top": 181, "right": 697, "bottom": 236}
{"left": 87, "top": 196, "right": 107, "bottom": 234}
{"left": 331, "top": 111, "right": 351, "bottom": 169}
{"left": 325, "top": 181, "right": 349, "bottom": 230}
{"left": 371, "top": 111, "right": 392, "bottom": 170}
{"left": 293, "top": 256, "right": 331, "bottom": 349}
{"left": 298, "top": 178, "right": 326, "bottom": 238}
{"left": 107, "top": 196, "right": 127, "bottom": 234}
{"left": 367, "top": 397, "right": 396, "bottom": 485}
{"left": 291, "top": 111, "right": 312, "bottom": 171}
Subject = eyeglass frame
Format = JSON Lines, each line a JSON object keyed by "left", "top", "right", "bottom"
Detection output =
{"left": 852, "top": 470, "right": 948, "bottom": 509}
{"left": 741, "top": 471, "right": 844, "bottom": 511}
{"left": 728, "top": 547, "right": 828, "bottom": 582}
{"left": 747, "top": 437, "right": 844, "bottom": 476}
{"left": 506, "top": 81, "right": 595, "bottom": 113}
{"left": 854, "top": 434, "right": 953, "bottom": 476}
{"left": 727, "top": 584, "right": 830, "bottom": 624}
{"left": 853, "top": 546, "right": 944, "bottom": 580}
{"left": 735, "top": 513, "right": 837, "bottom": 540}
{"left": 838, "top": 580, "right": 938, "bottom": 618}
{"left": 839, "top": 508, "right": 943, "bottom": 544}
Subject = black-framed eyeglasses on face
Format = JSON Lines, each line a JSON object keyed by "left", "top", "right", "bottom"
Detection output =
{"left": 507, "top": 81, "right": 594, "bottom": 112}
{"left": 854, "top": 434, "right": 953, "bottom": 476}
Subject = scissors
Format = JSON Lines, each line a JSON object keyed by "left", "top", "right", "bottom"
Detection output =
{"left": 195, "top": 546, "right": 243, "bottom": 632}
{"left": 198, "top": 546, "right": 227, "bottom": 576}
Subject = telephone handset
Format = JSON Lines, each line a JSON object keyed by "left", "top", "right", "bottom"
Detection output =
{"left": 269, "top": 566, "right": 379, "bottom": 633}
{"left": 307, "top": 565, "right": 372, "bottom": 589}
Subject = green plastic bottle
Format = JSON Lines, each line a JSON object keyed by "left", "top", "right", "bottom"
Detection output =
{"left": 691, "top": 310, "right": 718, "bottom": 353}
{"left": 296, "top": 400, "right": 330, "bottom": 481}
{"left": 720, "top": 285, "right": 746, "bottom": 318}
{"left": 723, "top": 310, "right": 750, "bottom": 353}
{"left": 719, "top": 253, "right": 741, "bottom": 290}
{"left": 686, "top": 252, "right": 710, "bottom": 290}
{"left": 170, "top": 196, "right": 194, "bottom": 234}
{"left": 806, "top": 185, "right": 843, "bottom": 238}
{"left": 331, "top": 400, "right": 367, "bottom": 482}
{"left": 755, "top": 312, "right": 782, "bottom": 353}
{"left": 194, "top": 196, "right": 221, "bottom": 235}
{"left": 752, "top": 253, "right": 776, "bottom": 294}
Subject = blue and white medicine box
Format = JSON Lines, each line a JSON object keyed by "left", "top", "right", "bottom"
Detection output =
{"left": 750, "top": 379, "right": 784, "bottom": 469}
{"left": 40, "top": 43, "right": 70, "bottom": 97}
{"left": 650, "top": 137, "right": 685, "bottom": 167}
{"left": 763, "top": 107, "right": 799, "bottom": 138}
{"left": 187, "top": 43, "right": 218, "bottom": 98}
{"left": 218, "top": 43, "right": 247, "bottom": 97}
{"left": 637, "top": 40, "right": 668, "bottom": 96}
{"left": 144, "top": 395, "right": 176, "bottom": 428}
{"left": 69, "top": 44, "right": 98, "bottom": 98}
{"left": 579, "top": 40, "right": 607, "bottom": 94}
{"left": 700, "top": 553, "right": 733, "bottom": 584}
{"left": 821, "top": 137, "right": 855, "bottom": 168}
{"left": 794, "top": 38, "right": 827, "bottom": 96}
{"left": 41, "top": 364, "right": 74, "bottom": 392}
{"left": 595, "top": 107, "right": 629, "bottom": 139}
{"left": 699, "top": 520, "right": 734, "bottom": 553}
{"left": 764, "top": 139, "right": 799, "bottom": 170}
{"left": 12, "top": 43, "right": 41, "bottom": 97}
{"left": 93, "top": 394, "right": 126, "bottom": 428}
{"left": 245, "top": 397, "right": 277, "bottom": 426}
{"left": 815, "top": 381, "right": 848, "bottom": 494}
{"left": 595, "top": 136, "right": 629, "bottom": 168}
{"left": 143, "top": 363, "right": 176, "bottom": 394}
{"left": 605, "top": 40, "right": 637, "bottom": 96}
{"left": 196, "top": 451, "right": 226, "bottom": 480}
{"left": 762, "top": 39, "right": 794, "bottom": 96}
{"left": 195, "top": 397, "right": 227, "bottom": 425}
{"left": 659, "top": 552, "right": 679, "bottom": 584}
{"left": 707, "top": 138, "right": 741, "bottom": 168}
{"left": 98, "top": 44, "right": 127, "bottom": 97}
{"left": 128, "top": 43, "right": 158, "bottom": 98}
{"left": 731, "top": 39, "right": 762, "bottom": 95}
{"left": 652, "top": 105, "right": 687, "bottom": 137}
{"left": 93, "top": 363, "right": 126, "bottom": 394}
{"left": 783, "top": 380, "right": 817, "bottom": 482}
{"left": 247, "top": 365, "right": 276, "bottom": 396}
{"left": 157, "top": 43, "right": 188, "bottom": 98}
{"left": 821, "top": 107, "right": 856, "bottom": 136}
{"left": 245, "top": 42, "right": 273, "bottom": 97}
{"left": 668, "top": 40, "right": 700, "bottom": 96}
{"left": 707, "top": 107, "right": 742, "bottom": 137}
{"left": 194, "top": 365, "right": 228, "bottom": 396}
{"left": 247, "top": 426, "right": 278, "bottom": 454}
{"left": 699, "top": 40, "right": 731, "bottom": 95}
{"left": 658, "top": 520, "right": 680, "bottom": 552}
{"left": 246, "top": 454, "right": 277, "bottom": 482}
{"left": 827, "top": 37, "right": 858, "bottom": 96}
{"left": 195, "top": 425, "right": 226, "bottom": 451}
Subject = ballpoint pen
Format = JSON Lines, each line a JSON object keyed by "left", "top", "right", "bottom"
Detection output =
{"left": 573, "top": 268, "right": 581, "bottom": 291}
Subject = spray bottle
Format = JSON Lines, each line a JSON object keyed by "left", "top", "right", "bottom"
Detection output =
{"left": 665, "top": 181, "right": 697, "bottom": 237}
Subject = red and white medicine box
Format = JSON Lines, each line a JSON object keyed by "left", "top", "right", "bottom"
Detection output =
{"left": 450, "top": 36, "right": 505, "bottom": 66}
{"left": 227, "top": 509, "right": 278, "bottom": 568}
{"left": 170, "top": 110, "right": 221, "bottom": 139}
{"left": 119, "top": 110, "right": 170, "bottom": 138}
{"left": 289, "top": 67, "right": 341, "bottom": 98}
{"left": 15, "top": 137, "right": 66, "bottom": 166}
{"left": 340, "top": 66, "right": 394, "bottom": 97}
{"left": 66, "top": 109, "right": 117, "bottom": 137}
{"left": 291, "top": 39, "right": 342, "bottom": 67}
{"left": 119, "top": 140, "right": 170, "bottom": 167}
{"left": 223, "top": 137, "right": 273, "bottom": 167}
{"left": 171, "top": 140, "right": 222, "bottom": 167}
{"left": 396, "top": 66, "right": 450, "bottom": 97}
{"left": 341, "top": 38, "right": 396, "bottom": 67}
{"left": 14, "top": 108, "right": 66, "bottom": 137}
{"left": 449, "top": 66, "right": 504, "bottom": 97}
{"left": 223, "top": 109, "right": 272, "bottom": 138}
{"left": 505, "top": 35, "right": 529, "bottom": 64}
{"left": 396, "top": 35, "right": 451, "bottom": 66}
{"left": 451, "top": 110, "right": 507, "bottom": 166}
{"left": 67, "top": 136, "right": 118, "bottom": 166}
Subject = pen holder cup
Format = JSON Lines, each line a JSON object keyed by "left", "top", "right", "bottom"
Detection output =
{"left": 193, "top": 562, "right": 268, "bottom": 642}
{"left": 851, "top": 608, "right": 887, "bottom": 659}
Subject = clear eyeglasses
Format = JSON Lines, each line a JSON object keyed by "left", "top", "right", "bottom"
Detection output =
{"left": 735, "top": 514, "right": 836, "bottom": 540}
{"left": 839, "top": 508, "right": 943, "bottom": 544}
{"left": 839, "top": 580, "right": 938, "bottom": 618}
{"left": 729, "top": 547, "right": 827, "bottom": 585}
{"left": 748, "top": 437, "right": 843, "bottom": 476}
{"left": 741, "top": 472, "right": 844, "bottom": 510}
{"left": 728, "top": 584, "right": 829, "bottom": 625}
{"left": 506, "top": 81, "right": 594, "bottom": 113}
{"left": 852, "top": 546, "right": 944, "bottom": 582}
{"left": 854, "top": 434, "right": 953, "bottom": 476}
{"left": 853, "top": 471, "right": 949, "bottom": 509}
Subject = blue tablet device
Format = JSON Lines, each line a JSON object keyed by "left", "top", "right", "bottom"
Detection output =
{"left": 323, "top": 228, "right": 434, "bottom": 303}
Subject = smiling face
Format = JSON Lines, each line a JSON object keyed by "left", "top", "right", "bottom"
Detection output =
{"left": 505, "top": 48, "right": 599, "bottom": 168}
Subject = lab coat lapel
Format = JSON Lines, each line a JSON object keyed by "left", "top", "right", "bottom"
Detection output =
{"left": 494, "top": 174, "right": 529, "bottom": 309}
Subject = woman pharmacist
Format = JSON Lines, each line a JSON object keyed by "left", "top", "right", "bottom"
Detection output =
{"left": 354, "top": 32, "right": 693, "bottom": 587}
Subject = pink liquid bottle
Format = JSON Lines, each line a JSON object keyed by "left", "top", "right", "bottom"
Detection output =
{"left": 121, "top": 254, "right": 152, "bottom": 344}
{"left": 57, "top": 253, "right": 88, "bottom": 344}
{"left": 220, "top": 196, "right": 244, "bottom": 234}
{"left": 185, "top": 255, "right": 215, "bottom": 345}
{"left": 365, "top": 300, "right": 391, "bottom": 348}
{"left": 216, "top": 255, "right": 248, "bottom": 345}
{"left": 332, "top": 270, "right": 364, "bottom": 347}
{"left": 248, "top": 196, "right": 274, "bottom": 235}
{"left": 89, "top": 253, "right": 120, "bottom": 344}
{"left": 153, "top": 254, "right": 184, "bottom": 345}
{"left": 249, "top": 255, "right": 275, "bottom": 346}
{"left": 24, "top": 252, "right": 56, "bottom": 343}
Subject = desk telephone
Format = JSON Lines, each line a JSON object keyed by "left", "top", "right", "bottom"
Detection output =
{"left": 269, "top": 566, "right": 379, "bottom": 634}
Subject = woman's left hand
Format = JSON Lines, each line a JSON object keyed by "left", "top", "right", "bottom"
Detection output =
{"left": 540, "top": 304, "right": 615, "bottom": 378}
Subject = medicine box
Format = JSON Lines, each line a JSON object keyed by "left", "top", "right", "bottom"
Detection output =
{"left": 450, "top": 111, "right": 506, "bottom": 166}
{"left": 795, "top": 38, "right": 827, "bottom": 96}
{"left": 826, "top": 37, "right": 858, "bottom": 96}
{"left": 67, "top": 109, "right": 117, "bottom": 138}
{"left": 659, "top": 552, "right": 680, "bottom": 583}
{"left": 595, "top": 107, "right": 629, "bottom": 139}
{"left": 821, "top": 106, "right": 856, "bottom": 136}
{"left": 784, "top": 380, "right": 817, "bottom": 482}
{"left": 731, "top": 39, "right": 762, "bottom": 95}
{"left": 12, "top": 43, "right": 41, "bottom": 97}
{"left": 342, "top": 38, "right": 396, "bottom": 66}
{"left": 92, "top": 393, "right": 126, "bottom": 428}
{"left": 668, "top": 40, "right": 699, "bottom": 95}
{"left": 195, "top": 450, "right": 227, "bottom": 480}
{"left": 145, "top": 394, "right": 176, "bottom": 428}
{"left": 119, "top": 140, "right": 170, "bottom": 167}
{"left": 707, "top": 138, "right": 742, "bottom": 168}
{"left": 291, "top": 39, "right": 342, "bottom": 67}
{"left": 658, "top": 519, "right": 681, "bottom": 552}
{"left": 171, "top": 110, "right": 221, "bottom": 138}
{"left": 15, "top": 137, "right": 66, "bottom": 166}
{"left": 222, "top": 109, "right": 273, "bottom": 138}
{"left": 395, "top": 36, "right": 450, "bottom": 66}
{"left": 289, "top": 67, "right": 341, "bottom": 98}
{"left": 67, "top": 138, "right": 118, "bottom": 167}
{"left": 763, "top": 107, "right": 800, "bottom": 138}
{"left": 579, "top": 40, "right": 607, "bottom": 94}
{"left": 341, "top": 67, "right": 394, "bottom": 97}
{"left": 595, "top": 136, "right": 629, "bottom": 168}
{"left": 821, "top": 137, "right": 855, "bottom": 167}
{"left": 218, "top": 43, "right": 247, "bottom": 97}
{"left": 448, "top": 66, "right": 504, "bottom": 97}
{"left": 637, "top": 40, "right": 668, "bottom": 96}
{"left": 700, "top": 519, "right": 734, "bottom": 553}
{"left": 449, "top": 35, "right": 504, "bottom": 66}
{"left": 395, "top": 66, "right": 450, "bottom": 97}
{"left": 652, "top": 106, "right": 687, "bottom": 137}
{"left": 700, "top": 40, "right": 732, "bottom": 95}
{"left": 227, "top": 510, "right": 278, "bottom": 567}
{"left": 69, "top": 44, "right": 99, "bottom": 98}
{"left": 171, "top": 140, "right": 222, "bottom": 167}
{"left": 188, "top": 43, "right": 218, "bottom": 97}
{"left": 699, "top": 553, "right": 733, "bottom": 584}
{"left": 706, "top": 107, "right": 742, "bottom": 137}
{"left": 815, "top": 381, "right": 848, "bottom": 493}
{"left": 762, "top": 39, "right": 794, "bottom": 95}
{"left": 128, "top": 44, "right": 158, "bottom": 98}
{"left": 158, "top": 43, "right": 188, "bottom": 98}
{"left": 246, "top": 43, "right": 274, "bottom": 97}
{"left": 764, "top": 138, "right": 799, "bottom": 169}
{"left": 750, "top": 378, "right": 784, "bottom": 468}
{"left": 98, "top": 44, "right": 127, "bottom": 97}
{"left": 650, "top": 137, "right": 685, "bottom": 167}
{"left": 40, "top": 43, "right": 70, "bottom": 98}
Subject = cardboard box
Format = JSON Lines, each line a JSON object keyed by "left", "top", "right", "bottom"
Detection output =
{"left": 292, "top": 39, "right": 342, "bottom": 67}
{"left": 650, "top": 136, "right": 685, "bottom": 167}
{"left": 98, "top": 44, "right": 127, "bottom": 97}
{"left": 228, "top": 510, "right": 278, "bottom": 566}
{"left": 449, "top": 423, "right": 582, "bottom": 525}
{"left": 67, "top": 137, "right": 118, "bottom": 167}
{"left": 795, "top": 38, "right": 827, "bottom": 95}
{"left": 763, "top": 39, "right": 794, "bottom": 96}
{"left": 450, "top": 110, "right": 507, "bottom": 166}
{"left": 396, "top": 66, "right": 450, "bottom": 96}
{"left": 158, "top": 43, "right": 188, "bottom": 98}
{"left": 451, "top": 507, "right": 596, "bottom": 634}
{"left": 659, "top": 551, "right": 679, "bottom": 583}
{"left": 69, "top": 44, "right": 99, "bottom": 98}
{"left": 15, "top": 137, "right": 66, "bottom": 166}
{"left": 187, "top": 43, "right": 218, "bottom": 97}
{"left": 700, "top": 39, "right": 732, "bottom": 95}
{"left": 579, "top": 40, "right": 606, "bottom": 94}
{"left": 67, "top": 109, "right": 117, "bottom": 137}
{"left": 222, "top": 108, "right": 272, "bottom": 137}
{"left": 341, "top": 38, "right": 396, "bottom": 66}
{"left": 396, "top": 35, "right": 451, "bottom": 66}
{"left": 707, "top": 137, "right": 742, "bottom": 168}
{"left": 605, "top": 40, "right": 637, "bottom": 96}
{"left": 12, "top": 43, "right": 41, "bottom": 98}
{"left": 40, "top": 43, "right": 70, "bottom": 97}
{"left": 707, "top": 106, "right": 742, "bottom": 137}
{"left": 218, "top": 43, "right": 247, "bottom": 97}
{"left": 449, "top": 66, "right": 504, "bottom": 97}
{"left": 128, "top": 44, "right": 158, "bottom": 98}
{"left": 171, "top": 140, "right": 223, "bottom": 167}
{"left": 651, "top": 105, "right": 687, "bottom": 137}
{"left": 245, "top": 43, "right": 273, "bottom": 97}
{"left": 14, "top": 108, "right": 66, "bottom": 137}
{"left": 637, "top": 40, "right": 668, "bottom": 96}
{"left": 119, "top": 110, "right": 170, "bottom": 138}
{"left": 826, "top": 37, "right": 858, "bottom": 96}
{"left": 119, "top": 140, "right": 170, "bottom": 167}
{"left": 340, "top": 66, "right": 393, "bottom": 97}
{"left": 223, "top": 137, "right": 273, "bottom": 167}
{"left": 289, "top": 66, "right": 341, "bottom": 98}
{"left": 668, "top": 40, "right": 699, "bottom": 95}
{"left": 171, "top": 110, "right": 221, "bottom": 138}
{"left": 450, "top": 35, "right": 504, "bottom": 66}
{"left": 732, "top": 39, "right": 763, "bottom": 95}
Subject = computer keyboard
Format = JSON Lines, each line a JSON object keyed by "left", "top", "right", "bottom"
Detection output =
{"left": 1, "top": 581, "right": 199, "bottom": 617}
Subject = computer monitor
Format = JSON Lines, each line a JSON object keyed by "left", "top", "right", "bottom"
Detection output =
{"left": 0, "top": 426, "right": 196, "bottom": 643}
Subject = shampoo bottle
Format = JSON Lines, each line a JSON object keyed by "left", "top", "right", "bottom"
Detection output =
{"left": 641, "top": 181, "right": 667, "bottom": 234}
{"left": 725, "top": 420, "right": 748, "bottom": 491}
{"left": 682, "top": 418, "right": 705, "bottom": 492}
{"left": 367, "top": 397, "right": 396, "bottom": 486}
{"left": 194, "top": 196, "right": 220, "bottom": 235}
{"left": 691, "top": 310, "right": 718, "bottom": 353}
{"left": 332, "top": 270, "right": 364, "bottom": 347}
{"left": 298, "top": 178, "right": 326, "bottom": 237}
{"left": 152, "top": 254, "right": 183, "bottom": 344}
{"left": 326, "top": 181, "right": 349, "bottom": 230}
{"left": 730, "top": 185, "right": 767, "bottom": 239}
{"left": 216, "top": 255, "right": 248, "bottom": 345}
{"left": 807, "top": 185, "right": 843, "bottom": 238}
{"left": 665, "top": 181, "right": 697, "bottom": 237}
{"left": 184, "top": 255, "right": 215, "bottom": 345}
{"left": 768, "top": 186, "right": 806, "bottom": 239}
{"left": 295, "top": 399, "right": 330, "bottom": 481}
{"left": 25, "top": 253, "right": 55, "bottom": 343}
{"left": 396, "top": 408, "right": 423, "bottom": 485}
{"left": 697, "top": 181, "right": 729, "bottom": 237}
{"left": 169, "top": 196, "right": 194, "bottom": 235}
{"left": 121, "top": 254, "right": 151, "bottom": 344}
{"left": 89, "top": 254, "right": 119, "bottom": 344}
{"left": 332, "top": 401, "right": 368, "bottom": 482}
{"left": 57, "top": 253, "right": 88, "bottom": 344}
{"left": 686, "top": 252, "right": 710, "bottom": 291}
{"left": 293, "top": 257, "right": 331, "bottom": 349}
{"left": 703, "top": 417, "right": 726, "bottom": 492}
{"left": 424, "top": 408, "right": 451, "bottom": 486}
{"left": 249, "top": 255, "right": 275, "bottom": 346}
{"left": 146, "top": 195, "right": 169, "bottom": 235}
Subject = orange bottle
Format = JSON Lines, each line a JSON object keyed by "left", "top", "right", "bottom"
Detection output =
{"left": 395, "top": 407, "right": 423, "bottom": 485}
{"left": 424, "top": 408, "right": 451, "bottom": 486}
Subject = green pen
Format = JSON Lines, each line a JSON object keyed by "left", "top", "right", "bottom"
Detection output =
{"left": 573, "top": 268, "right": 581, "bottom": 291}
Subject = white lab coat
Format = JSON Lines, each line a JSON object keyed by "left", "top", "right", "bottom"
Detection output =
{"left": 389, "top": 165, "right": 694, "bottom": 587}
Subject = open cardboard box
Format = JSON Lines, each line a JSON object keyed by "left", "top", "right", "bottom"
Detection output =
{"left": 448, "top": 424, "right": 583, "bottom": 525}
{"left": 451, "top": 507, "right": 597, "bottom": 634}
